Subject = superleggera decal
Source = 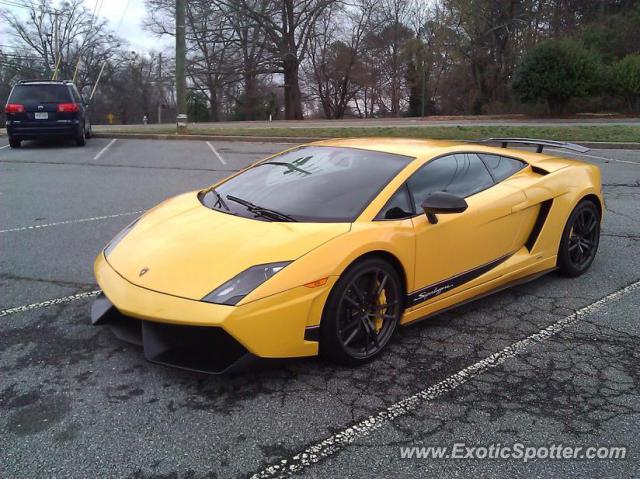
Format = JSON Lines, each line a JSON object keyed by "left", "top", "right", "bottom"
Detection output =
{"left": 407, "top": 253, "right": 514, "bottom": 307}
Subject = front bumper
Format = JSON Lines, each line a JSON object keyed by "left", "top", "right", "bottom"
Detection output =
{"left": 93, "top": 253, "right": 334, "bottom": 372}
{"left": 91, "top": 293, "right": 259, "bottom": 374}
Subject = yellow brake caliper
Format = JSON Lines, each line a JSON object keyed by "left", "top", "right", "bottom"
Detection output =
{"left": 373, "top": 284, "right": 386, "bottom": 333}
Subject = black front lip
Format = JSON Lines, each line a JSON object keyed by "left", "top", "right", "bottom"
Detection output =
{"left": 91, "top": 293, "right": 259, "bottom": 375}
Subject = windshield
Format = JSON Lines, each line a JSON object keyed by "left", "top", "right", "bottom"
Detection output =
{"left": 201, "top": 146, "right": 413, "bottom": 222}
{"left": 9, "top": 84, "right": 72, "bottom": 105}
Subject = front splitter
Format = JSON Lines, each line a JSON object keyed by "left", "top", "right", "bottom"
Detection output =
{"left": 91, "top": 292, "right": 260, "bottom": 374}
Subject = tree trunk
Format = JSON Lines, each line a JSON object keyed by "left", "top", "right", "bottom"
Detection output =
{"left": 283, "top": 55, "right": 303, "bottom": 120}
{"left": 547, "top": 96, "right": 568, "bottom": 116}
{"left": 208, "top": 83, "right": 219, "bottom": 122}
{"left": 244, "top": 68, "right": 258, "bottom": 121}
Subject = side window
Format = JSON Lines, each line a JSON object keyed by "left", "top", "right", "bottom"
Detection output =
{"left": 407, "top": 153, "right": 494, "bottom": 205}
{"left": 478, "top": 154, "right": 526, "bottom": 182}
{"left": 376, "top": 185, "right": 414, "bottom": 220}
{"left": 70, "top": 86, "right": 81, "bottom": 103}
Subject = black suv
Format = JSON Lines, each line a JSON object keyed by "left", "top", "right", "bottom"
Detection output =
{"left": 4, "top": 79, "right": 92, "bottom": 148}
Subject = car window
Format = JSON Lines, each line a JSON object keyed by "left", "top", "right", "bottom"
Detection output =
{"left": 376, "top": 185, "right": 414, "bottom": 220}
{"left": 407, "top": 153, "right": 494, "bottom": 205}
{"left": 206, "top": 146, "right": 414, "bottom": 222}
{"left": 8, "top": 84, "right": 73, "bottom": 105}
{"left": 478, "top": 153, "right": 526, "bottom": 182}
{"left": 70, "top": 86, "right": 82, "bottom": 103}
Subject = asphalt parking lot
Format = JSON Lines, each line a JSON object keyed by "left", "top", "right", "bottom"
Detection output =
{"left": 1, "top": 137, "right": 639, "bottom": 478}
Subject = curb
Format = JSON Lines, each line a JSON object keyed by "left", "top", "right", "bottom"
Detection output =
{"left": 91, "top": 132, "right": 640, "bottom": 150}
{"left": 92, "top": 132, "right": 314, "bottom": 144}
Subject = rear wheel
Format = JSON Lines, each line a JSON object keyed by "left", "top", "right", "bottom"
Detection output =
{"left": 557, "top": 200, "right": 600, "bottom": 277}
{"left": 9, "top": 137, "right": 21, "bottom": 148}
{"left": 76, "top": 124, "right": 86, "bottom": 146}
{"left": 320, "top": 258, "right": 403, "bottom": 365}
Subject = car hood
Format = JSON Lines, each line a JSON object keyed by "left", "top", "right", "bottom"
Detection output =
{"left": 105, "top": 192, "right": 350, "bottom": 300}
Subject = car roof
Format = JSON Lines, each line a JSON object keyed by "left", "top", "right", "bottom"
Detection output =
{"left": 309, "top": 137, "right": 458, "bottom": 159}
{"left": 307, "top": 137, "right": 581, "bottom": 171}
{"left": 14, "top": 80, "right": 74, "bottom": 86}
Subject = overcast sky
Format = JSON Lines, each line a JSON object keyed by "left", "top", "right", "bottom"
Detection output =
{"left": 2, "top": 0, "right": 171, "bottom": 54}
{"left": 98, "top": 0, "right": 170, "bottom": 52}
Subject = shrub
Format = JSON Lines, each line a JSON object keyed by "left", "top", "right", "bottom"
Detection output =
{"left": 513, "top": 40, "right": 602, "bottom": 115}
{"left": 612, "top": 54, "right": 640, "bottom": 113}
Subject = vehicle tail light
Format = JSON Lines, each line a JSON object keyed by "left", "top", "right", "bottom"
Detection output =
{"left": 57, "top": 103, "right": 80, "bottom": 113}
{"left": 5, "top": 103, "right": 25, "bottom": 113}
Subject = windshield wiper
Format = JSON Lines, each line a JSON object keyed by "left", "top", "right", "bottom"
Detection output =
{"left": 226, "top": 195, "right": 297, "bottom": 222}
{"left": 210, "top": 189, "right": 229, "bottom": 211}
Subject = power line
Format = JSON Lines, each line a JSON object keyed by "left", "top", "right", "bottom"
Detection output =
{"left": 115, "top": 0, "right": 131, "bottom": 32}
{"left": 0, "top": 0, "right": 55, "bottom": 14}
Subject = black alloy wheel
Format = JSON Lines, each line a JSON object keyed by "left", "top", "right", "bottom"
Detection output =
{"left": 558, "top": 200, "right": 600, "bottom": 277}
{"left": 321, "top": 258, "right": 402, "bottom": 365}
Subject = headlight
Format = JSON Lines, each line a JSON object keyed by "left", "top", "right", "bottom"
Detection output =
{"left": 202, "top": 261, "right": 291, "bottom": 306}
{"left": 104, "top": 218, "right": 140, "bottom": 258}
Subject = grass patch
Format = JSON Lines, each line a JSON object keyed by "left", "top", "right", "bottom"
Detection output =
{"left": 102, "top": 125, "right": 640, "bottom": 142}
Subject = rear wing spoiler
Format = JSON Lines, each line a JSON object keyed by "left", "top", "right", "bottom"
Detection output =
{"left": 467, "top": 138, "right": 590, "bottom": 154}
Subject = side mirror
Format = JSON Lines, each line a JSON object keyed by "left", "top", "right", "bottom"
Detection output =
{"left": 421, "top": 192, "right": 468, "bottom": 224}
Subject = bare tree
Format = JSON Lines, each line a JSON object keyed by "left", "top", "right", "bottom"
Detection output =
{"left": 0, "top": 0, "right": 119, "bottom": 92}
{"left": 223, "top": 0, "right": 337, "bottom": 119}
{"left": 307, "top": 1, "right": 375, "bottom": 119}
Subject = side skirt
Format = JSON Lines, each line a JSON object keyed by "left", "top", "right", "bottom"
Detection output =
{"left": 401, "top": 267, "right": 556, "bottom": 328}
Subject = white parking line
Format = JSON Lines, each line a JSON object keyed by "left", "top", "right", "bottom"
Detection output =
{"left": 0, "top": 210, "right": 143, "bottom": 233}
{"left": 94, "top": 138, "right": 118, "bottom": 161}
{"left": 206, "top": 141, "right": 227, "bottom": 165}
{"left": 0, "top": 144, "right": 9, "bottom": 150}
{"left": 547, "top": 148, "right": 639, "bottom": 165}
{"left": 0, "top": 290, "right": 101, "bottom": 318}
{"left": 251, "top": 278, "right": 640, "bottom": 479}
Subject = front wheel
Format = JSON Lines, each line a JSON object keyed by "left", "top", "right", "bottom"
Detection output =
{"left": 557, "top": 200, "right": 601, "bottom": 277}
{"left": 9, "top": 137, "right": 21, "bottom": 148}
{"left": 320, "top": 258, "right": 403, "bottom": 366}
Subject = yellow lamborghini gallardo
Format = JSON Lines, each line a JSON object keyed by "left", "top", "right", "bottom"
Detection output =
{"left": 92, "top": 138, "right": 603, "bottom": 373}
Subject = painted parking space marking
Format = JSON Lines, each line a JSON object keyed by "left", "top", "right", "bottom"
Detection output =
{"left": 206, "top": 141, "right": 227, "bottom": 165}
{"left": 250, "top": 278, "right": 640, "bottom": 479}
{"left": 94, "top": 138, "right": 118, "bottom": 161}
{"left": 0, "top": 290, "right": 101, "bottom": 318}
{"left": 0, "top": 144, "right": 9, "bottom": 150}
{"left": 0, "top": 210, "right": 143, "bottom": 233}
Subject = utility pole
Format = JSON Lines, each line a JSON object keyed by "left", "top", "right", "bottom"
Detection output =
{"left": 175, "top": 0, "right": 187, "bottom": 133}
{"left": 52, "top": 10, "right": 60, "bottom": 80}
{"left": 157, "top": 53, "right": 163, "bottom": 124}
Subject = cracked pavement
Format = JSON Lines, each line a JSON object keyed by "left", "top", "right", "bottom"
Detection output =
{"left": 0, "top": 138, "right": 638, "bottom": 478}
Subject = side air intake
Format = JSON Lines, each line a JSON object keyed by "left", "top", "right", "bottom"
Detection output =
{"left": 525, "top": 200, "right": 553, "bottom": 251}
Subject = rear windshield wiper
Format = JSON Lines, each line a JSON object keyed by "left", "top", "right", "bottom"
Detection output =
{"left": 226, "top": 195, "right": 297, "bottom": 222}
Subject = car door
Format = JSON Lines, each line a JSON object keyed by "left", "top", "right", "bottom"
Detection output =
{"left": 407, "top": 153, "right": 528, "bottom": 308}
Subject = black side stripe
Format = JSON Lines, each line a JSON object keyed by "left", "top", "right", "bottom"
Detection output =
{"left": 525, "top": 199, "right": 553, "bottom": 251}
{"left": 407, "top": 253, "right": 513, "bottom": 307}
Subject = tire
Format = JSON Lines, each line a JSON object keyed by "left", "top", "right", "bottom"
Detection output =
{"left": 320, "top": 257, "right": 403, "bottom": 366}
{"left": 85, "top": 121, "right": 92, "bottom": 139}
{"left": 76, "top": 124, "right": 86, "bottom": 146}
{"left": 9, "top": 137, "right": 21, "bottom": 148}
{"left": 557, "top": 199, "right": 601, "bottom": 277}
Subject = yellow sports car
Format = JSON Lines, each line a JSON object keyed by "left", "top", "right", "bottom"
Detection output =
{"left": 91, "top": 137, "right": 603, "bottom": 373}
